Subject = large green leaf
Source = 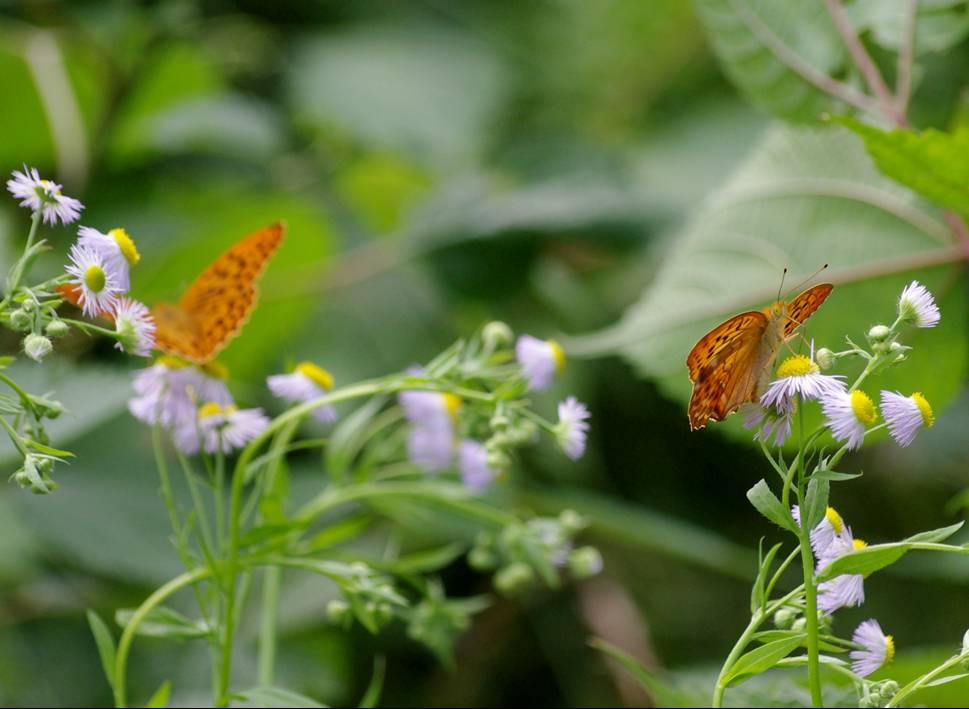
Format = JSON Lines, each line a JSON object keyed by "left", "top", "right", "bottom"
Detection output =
{"left": 840, "top": 117, "right": 969, "bottom": 218}
{"left": 569, "top": 124, "right": 966, "bottom": 436}
{"left": 848, "top": 0, "right": 969, "bottom": 56}
{"left": 690, "top": 0, "right": 846, "bottom": 121}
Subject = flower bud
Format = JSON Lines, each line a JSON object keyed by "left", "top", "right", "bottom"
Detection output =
{"left": 494, "top": 562, "right": 535, "bottom": 595}
{"left": 23, "top": 334, "right": 53, "bottom": 362}
{"left": 773, "top": 607, "right": 796, "bottom": 629}
{"left": 815, "top": 347, "right": 835, "bottom": 371}
{"left": 791, "top": 616, "right": 807, "bottom": 632}
{"left": 875, "top": 680, "right": 898, "bottom": 701}
{"left": 326, "top": 599, "right": 351, "bottom": 624}
{"left": 468, "top": 546, "right": 497, "bottom": 571}
{"left": 867, "top": 324, "right": 891, "bottom": 343}
{"left": 567, "top": 546, "right": 603, "bottom": 579}
{"left": 45, "top": 319, "right": 70, "bottom": 338}
{"left": 9, "top": 309, "right": 32, "bottom": 331}
{"left": 486, "top": 449, "right": 510, "bottom": 471}
{"left": 558, "top": 509, "right": 585, "bottom": 534}
{"left": 482, "top": 321, "right": 514, "bottom": 350}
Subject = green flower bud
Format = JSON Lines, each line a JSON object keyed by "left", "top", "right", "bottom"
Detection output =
{"left": 791, "top": 616, "right": 807, "bottom": 632}
{"left": 468, "top": 546, "right": 497, "bottom": 571}
{"left": 9, "top": 309, "right": 32, "bottom": 331}
{"left": 773, "top": 607, "right": 797, "bottom": 630}
{"left": 494, "top": 562, "right": 535, "bottom": 595}
{"left": 23, "top": 334, "right": 53, "bottom": 362}
{"left": 815, "top": 347, "right": 835, "bottom": 371}
{"left": 558, "top": 509, "right": 585, "bottom": 534}
{"left": 482, "top": 321, "right": 513, "bottom": 350}
{"left": 567, "top": 546, "right": 603, "bottom": 579}
{"left": 45, "top": 319, "right": 70, "bottom": 338}
{"left": 326, "top": 599, "right": 351, "bottom": 624}
{"left": 875, "top": 680, "right": 898, "bottom": 701}
{"left": 867, "top": 324, "right": 891, "bottom": 343}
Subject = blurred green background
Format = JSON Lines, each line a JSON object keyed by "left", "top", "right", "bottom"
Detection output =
{"left": 1, "top": 1, "right": 968, "bottom": 706}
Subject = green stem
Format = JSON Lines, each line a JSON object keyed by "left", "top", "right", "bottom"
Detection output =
{"left": 887, "top": 649, "right": 969, "bottom": 707}
{"left": 258, "top": 567, "right": 282, "bottom": 685}
{"left": 114, "top": 567, "right": 211, "bottom": 708}
{"left": 3, "top": 210, "right": 42, "bottom": 309}
{"left": 712, "top": 611, "right": 764, "bottom": 707}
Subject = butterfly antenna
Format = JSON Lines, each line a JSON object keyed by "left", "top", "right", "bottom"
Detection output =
{"left": 785, "top": 263, "right": 829, "bottom": 296}
{"left": 776, "top": 267, "right": 788, "bottom": 302}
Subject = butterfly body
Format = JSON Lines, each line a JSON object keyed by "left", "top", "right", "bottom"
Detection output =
{"left": 686, "top": 283, "right": 833, "bottom": 430}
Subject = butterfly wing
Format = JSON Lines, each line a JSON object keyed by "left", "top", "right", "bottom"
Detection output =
{"left": 783, "top": 283, "right": 833, "bottom": 338}
{"left": 687, "top": 312, "right": 769, "bottom": 430}
{"left": 153, "top": 223, "right": 285, "bottom": 364}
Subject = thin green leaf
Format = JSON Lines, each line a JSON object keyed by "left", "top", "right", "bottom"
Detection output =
{"left": 87, "top": 609, "right": 117, "bottom": 691}
{"left": 924, "top": 672, "right": 969, "bottom": 688}
{"left": 146, "top": 680, "right": 172, "bottom": 708}
{"left": 590, "top": 638, "right": 698, "bottom": 707}
{"left": 115, "top": 606, "right": 209, "bottom": 640}
{"left": 803, "top": 476, "right": 829, "bottom": 529}
{"left": 234, "top": 686, "right": 327, "bottom": 707}
{"left": 746, "top": 480, "right": 797, "bottom": 532}
{"left": 751, "top": 542, "right": 783, "bottom": 612}
{"left": 723, "top": 635, "right": 804, "bottom": 686}
{"left": 818, "top": 523, "right": 966, "bottom": 581}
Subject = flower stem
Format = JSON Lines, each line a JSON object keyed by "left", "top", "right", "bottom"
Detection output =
{"left": 2, "top": 210, "right": 42, "bottom": 310}
{"left": 712, "top": 611, "right": 763, "bottom": 707}
{"left": 258, "top": 567, "right": 281, "bottom": 685}
{"left": 795, "top": 401, "right": 823, "bottom": 707}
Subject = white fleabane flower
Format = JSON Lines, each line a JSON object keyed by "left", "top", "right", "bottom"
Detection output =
{"left": 555, "top": 396, "right": 590, "bottom": 460}
{"left": 176, "top": 403, "right": 269, "bottom": 455}
{"left": 822, "top": 389, "right": 877, "bottom": 451}
{"left": 791, "top": 505, "right": 847, "bottom": 560}
{"left": 77, "top": 226, "right": 140, "bottom": 291}
{"left": 850, "top": 619, "right": 894, "bottom": 678}
{"left": 399, "top": 387, "right": 461, "bottom": 472}
{"left": 880, "top": 391, "right": 934, "bottom": 447}
{"left": 129, "top": 358, "right": 232, "bottom": 430}
{"left": 761, "top": 355, "right": 846, "bottom": 413}
{"left": 6, "top": 166, "right": 83, "bottom": 225}
{"left": 65, "top": 243, "right": 125, "bottom": 317}
{"left": 516, "top": 335, "right": 565, "bottom": 391}
{"left": 743, "top": 403, "right": 793, "bottom": 446}
{"left": 112, "top": 298, "right": 156, "bottom": 357}
{"left": 897, "top": 280, "right": 940, "bottom": 328}
{"left": 458, "top": 439, "right": 497, "bottom": 492}
{"left": 817, "top": 528, "right": 866, "bottom": 614}
{"left": 407, "top": 420, "right": 454, "bottom": 472}
{"left": 267, "top": 361, "right": 337, "bottom": 423}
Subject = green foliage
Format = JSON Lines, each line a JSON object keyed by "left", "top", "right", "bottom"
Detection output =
{"left": 817, "top": 522, "right": 966, "bottom": 580}
{"left": 690, "top": 0, "right": 846, "bottom": 121}
{"left": 840, "top": 117, "right": 969, "bottom": 217}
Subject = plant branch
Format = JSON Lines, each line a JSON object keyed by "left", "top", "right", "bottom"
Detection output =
{"left": 895, "top": 0, "right": 919, "bottom": 117}
{"left": 823, "top": 0, "right": 908, "bottom": 126}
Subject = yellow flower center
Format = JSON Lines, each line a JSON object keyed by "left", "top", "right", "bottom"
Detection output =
{"left": 198, "top": 402, "right": 238, "bottom": 420}
{"left": 109, "top": 228, "right": 140, "bottom": 266}
{"left": 853, "top": 538, "right": 868, "bottom": 550}
{"left": 296, "top": 361, "right": 334, "bottom": 391}
{"left": 884, "top": 634, "right": 895, "bottom": 666}
{"left": 548, "top": 339, "right": 566, "bottom": 373}
{"left": 443, "top": 393, "right": 462, "bottom": 420}
{"left": 911, "top": 392, "right": 935, "bottom": 427}
{"left": 850, "top": 390, "right": 877, "bottom": 425}
{"left": 202, "top": 361, "right": 229, "bottom": 380}
{"left": 84, "top": 265, "right": 106, "bottom": 293}
{"left": 776, "top": 354, "right": 818, "bottom": 378}
{"left": 157, "top": 354, "right": 189, "bottom": 369}
{"left": 198, "top": 402, "right": 223, "bottom": 419}
{"left": 825, "top": 507, "right": 844, "bottom": 534}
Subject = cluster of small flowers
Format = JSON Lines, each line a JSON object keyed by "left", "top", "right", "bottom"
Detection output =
{"left": 396, "top": 331, "right": 591, "bottom": 493}
{"left": 468, "top": 510, "right": 602, "bottom": 594}
{"left": 789, "top": 505, "right": 894, "bottom": 679}
{"left": 129, "top": 358, "right": 340, "bottom": 456}
{"left": 5, "top": 167, "right": 156, "bottom": 360}
{"left": 746, "top": 281, "right": 939, "bottom": 450}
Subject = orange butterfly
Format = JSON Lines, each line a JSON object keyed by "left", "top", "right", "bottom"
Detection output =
{"left": 60, "top": 222, "right": 284, "bottom": 364}
{"left": 686, "top": 283, "right": 833, "bottom": 430}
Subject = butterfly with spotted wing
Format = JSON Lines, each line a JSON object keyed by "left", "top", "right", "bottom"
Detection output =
{"left": 686, "top": 283, "right": 833, "bottom": 430}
